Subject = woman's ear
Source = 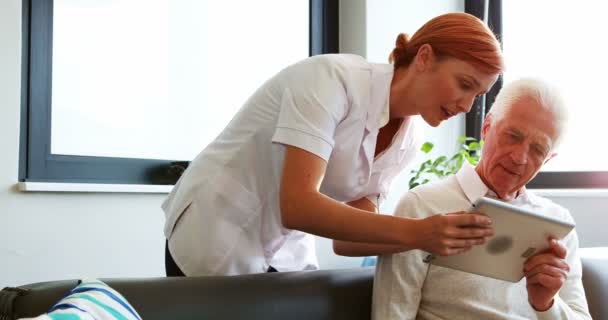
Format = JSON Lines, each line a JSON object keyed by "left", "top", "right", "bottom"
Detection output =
{"left": 413, "top": 44, "right": 435, "bottom": 72}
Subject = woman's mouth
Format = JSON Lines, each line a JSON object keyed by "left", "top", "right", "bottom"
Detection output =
{"left": 441, "top": 106, "right": 455, "bottom": 119}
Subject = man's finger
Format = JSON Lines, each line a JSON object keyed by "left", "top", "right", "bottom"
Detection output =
{"left": 524, "top": 253, "right": 569, "bottom": 272}
{"left": 526, "top": 272, "right": 564, "bottom": 290}
{"left": 524, "top": 264, "right": 568, "bottom": 279}
{"left": 549, "top": 238, "right": 567, "bottom": 259}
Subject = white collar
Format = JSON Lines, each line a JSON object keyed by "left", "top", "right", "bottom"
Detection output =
{"left": 366, "top": 63, "right": 393, "bottom": 131}
{"left": 378, "top": 93, "right": 390, "bottom": 128}
{"left": 455, "top": 162, "right": 538, "bottom": 205}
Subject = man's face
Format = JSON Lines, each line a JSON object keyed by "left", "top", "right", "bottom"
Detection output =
{"left": 475, "top": 97, "right": 558, "bottom": 200}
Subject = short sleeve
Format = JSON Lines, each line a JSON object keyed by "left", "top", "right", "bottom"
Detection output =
{"left": 271, "top": 58, "right": 350, "bottom": 161}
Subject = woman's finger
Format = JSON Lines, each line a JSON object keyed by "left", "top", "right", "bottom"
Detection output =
{"left": 448, "top": 212, "right": 493, "bottom": 227}
{"left": 445, "top": 238, "right": 486, "bottom": 248}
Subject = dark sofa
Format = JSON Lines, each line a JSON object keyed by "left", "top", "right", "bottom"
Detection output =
{"left": 2, "top": 248, "right": 607, "bottom": 320}
{"left": 2, "top": 268, "right": 374, "bottom": 320}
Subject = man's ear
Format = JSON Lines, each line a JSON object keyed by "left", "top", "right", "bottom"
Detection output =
{"left": 413, "top": 44, "right": 435, "bottom": 72}
{"left": 480, "top": 114, "right": 492, "bottom": 139}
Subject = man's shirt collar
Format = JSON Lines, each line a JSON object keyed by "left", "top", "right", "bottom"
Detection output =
{"left": 454, "top": 162, "right": 538, "bottom": 206}
{"left": 455, "top": 162, "right": 490, "bottom": 203}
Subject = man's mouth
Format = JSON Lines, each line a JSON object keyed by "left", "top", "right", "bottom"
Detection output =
{"left": 501, "top": 165, "right": 522, "bottom": 176}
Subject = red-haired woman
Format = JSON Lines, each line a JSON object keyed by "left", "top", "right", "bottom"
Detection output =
{"left": 163, "top": 12, "right": 505, "bottom": 276}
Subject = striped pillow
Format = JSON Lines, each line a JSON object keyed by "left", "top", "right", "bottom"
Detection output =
{"left": 20, "top": 279, "right": 142, "bottom": 320}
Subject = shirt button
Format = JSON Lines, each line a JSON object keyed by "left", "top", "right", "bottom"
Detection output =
{"left": 358, "top": 177, "right": 367, "bottom": 185}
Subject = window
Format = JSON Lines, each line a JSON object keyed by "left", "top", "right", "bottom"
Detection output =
{"left": 20, "top": 0, "right": 338, "bottom": 185}
{"left": 466, "top": 0, "right": 607, "bottom": 188}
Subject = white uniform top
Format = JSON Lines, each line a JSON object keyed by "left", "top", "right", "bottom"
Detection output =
{"left": 162, "top": 54, "right": 422, "bottom": 276}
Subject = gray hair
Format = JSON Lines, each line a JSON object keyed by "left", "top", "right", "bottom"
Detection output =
{"left": 486, "top": 77, "right": 568, "bottom": 150}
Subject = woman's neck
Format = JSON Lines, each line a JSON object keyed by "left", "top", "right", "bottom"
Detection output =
{"left": 389, "top": 66, "right": 419, "bottom": 119}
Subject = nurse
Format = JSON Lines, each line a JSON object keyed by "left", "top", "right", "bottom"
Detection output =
{"left": 163, "top": 12, "right": 504, "bottom": 276}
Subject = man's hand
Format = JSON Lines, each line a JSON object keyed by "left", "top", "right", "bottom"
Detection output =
{"left": 415, "top": 211, "right": 494, "bottom": 256}
{"left": 524, "top": 238, "right": 570, "bottom": 311}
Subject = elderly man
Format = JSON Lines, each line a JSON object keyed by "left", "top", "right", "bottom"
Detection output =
{"left": 372, "top": 78, "right": 591, "bottom": 319}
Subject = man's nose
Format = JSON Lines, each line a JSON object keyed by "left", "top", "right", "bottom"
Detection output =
{"left": 510, "top": 145, "right": 529, "bottom": 165}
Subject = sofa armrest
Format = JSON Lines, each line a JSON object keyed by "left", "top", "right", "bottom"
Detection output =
{"left": 580, "top": 247, "right": 608, "bottom": 320}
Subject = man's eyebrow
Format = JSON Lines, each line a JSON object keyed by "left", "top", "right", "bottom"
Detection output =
{"left": 506, "top": 128, "right": 524, "bottom": 136}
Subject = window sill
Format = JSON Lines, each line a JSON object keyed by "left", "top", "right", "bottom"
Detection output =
{"left": 529, "top": 189, "right": 608, "bottom": 198}
{"left": 16, "top": 182, "right": 173, "bottom": 193}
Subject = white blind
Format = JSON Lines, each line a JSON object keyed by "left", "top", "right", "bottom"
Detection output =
{"left": 503, "top": 1, "right": 607, "bottom": 172}
{"left": 51, "top": 0, "right": 309, "bottom": 161}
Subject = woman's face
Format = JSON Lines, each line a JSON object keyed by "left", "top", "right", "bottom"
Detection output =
{"left": 413, "top": 55, "right": 499, "bottom": 127}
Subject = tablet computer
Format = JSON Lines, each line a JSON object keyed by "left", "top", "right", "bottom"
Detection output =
{"left": 425, "top": 196, "right": 575, "bottom": 282}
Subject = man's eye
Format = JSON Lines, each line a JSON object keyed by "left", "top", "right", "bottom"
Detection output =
{"left": 533, "top": 146, "right": 548, "bottom": 157}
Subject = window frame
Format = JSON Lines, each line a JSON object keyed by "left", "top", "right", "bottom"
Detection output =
{"left": 19, "top": 0, "right": 339, "bottom": 185}
{"left": 465, "top": 0, "right": 606, "bottom": 189}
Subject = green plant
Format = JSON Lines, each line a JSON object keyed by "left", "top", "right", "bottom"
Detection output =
{"left": 408, "top": 136, "right": 483, "bottom": 189}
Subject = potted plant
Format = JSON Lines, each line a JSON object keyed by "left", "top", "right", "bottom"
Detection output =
{"left": 409, "top": 136, "right": 483, "bottom": 189}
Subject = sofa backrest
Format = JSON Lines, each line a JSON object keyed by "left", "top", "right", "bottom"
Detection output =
{"left": 2, "top": 251, "right": 607, "bottom": 320}
{"left": 580, "top": 247, "right": 608, "bottom": 320}
{"left": 4, "top": 268, "right": 375, "bottom": 320}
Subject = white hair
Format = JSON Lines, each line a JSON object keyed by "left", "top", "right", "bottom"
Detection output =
{"left": 486, "top": 77, "right": 569, "bottom": 150}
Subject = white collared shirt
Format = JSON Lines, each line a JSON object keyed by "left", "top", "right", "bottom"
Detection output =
{"left": 372, "top": 162, "right": 591, "bottom": 320}
{"left": 162, "top": 54, "right": 421, "bottom": 276}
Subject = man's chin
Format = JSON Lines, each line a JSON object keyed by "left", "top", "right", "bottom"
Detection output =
{"left": 490, "top": 183, "right": 521, "bottom": 200}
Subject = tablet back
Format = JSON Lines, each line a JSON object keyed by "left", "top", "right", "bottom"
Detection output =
{"left": 428, "top": 197, "right": 575, "bottom": 282}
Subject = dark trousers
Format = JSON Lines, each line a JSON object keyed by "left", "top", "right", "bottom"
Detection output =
{"left": 164, "top": 240, "right": 278, "bottom": 277}
{"left": 165, "top": 240, "right": 186, "bottom": 277}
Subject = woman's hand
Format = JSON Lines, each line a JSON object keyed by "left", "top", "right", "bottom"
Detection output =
{"left": 414, "top": 211, "right": 494, "bottom": 256}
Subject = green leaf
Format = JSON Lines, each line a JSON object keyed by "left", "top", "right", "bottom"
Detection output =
{"left": 466, "top": 157, "right": 477, "bottom": 165}
{"left": 457, "top": 155, "right": 464, "bottom": 168}
{"left": 409, "top": 136, "right": 483, "bottom": 190}
{"left": 421, "top": 142, "right": 434, "bottom": 153}
{"left": 432, "top": 156, "right": 447, "bottom": 167}
{"left": 468, "top": 142, "right": 480, "bottom": 151}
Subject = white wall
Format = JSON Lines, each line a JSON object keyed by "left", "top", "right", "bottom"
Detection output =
{"left": 0, "top": 0, "right": 167, "bottom": 288}
{"left": 538, "top": 194, "right": 608, "bottom": 248}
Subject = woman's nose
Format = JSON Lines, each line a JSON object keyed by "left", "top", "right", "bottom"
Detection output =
{"left": 458, "top": 94, "right": 478, "bottom": 113}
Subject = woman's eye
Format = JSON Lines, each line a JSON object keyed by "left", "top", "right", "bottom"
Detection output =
{"left": 460, "top": 82, "right": 472, "bottom": 90}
